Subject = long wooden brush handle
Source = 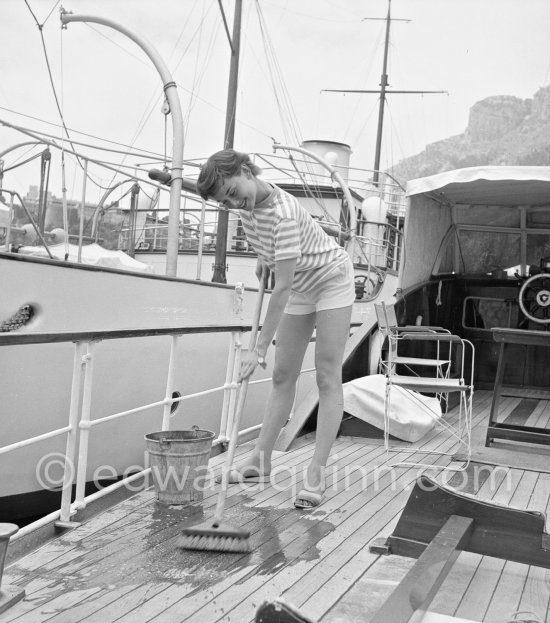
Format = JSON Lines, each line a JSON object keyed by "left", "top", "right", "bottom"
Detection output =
{"left": 213, "top": 273, "right": 266, "bottom": 524}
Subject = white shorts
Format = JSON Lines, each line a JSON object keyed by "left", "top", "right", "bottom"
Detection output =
{"left": 285, "top": 257, "right": 356, "bottom": 315}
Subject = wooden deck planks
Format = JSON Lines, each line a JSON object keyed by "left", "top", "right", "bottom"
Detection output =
{"left": 2, "top": 392, "right": 550, "bottom": 623}
{"left": 122, "top": 403, "right": 472, "bottom": 622}
{"left": 78, "top": 441, "right": 370, "bottom": 623}
{"left": 452, "top": 469, "right": 539, "bottom": 621}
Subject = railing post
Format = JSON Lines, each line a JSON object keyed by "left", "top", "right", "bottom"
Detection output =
{"left": 161, "top": 335, "right": 180, "bottom": 431}
{"left": 223, "top": 331, "right": 243, "bottom": 442}
{"left": 219, "top": 331, "right": 242, "bottom": 442}
{"left": 5, "top": 193, "right": 13, "bottom": 252}
{"left": 195, "top": 199, "right": 207, "bottom": 280}
{"left": 77, "top": 159, "right": 88, "bottom": 264}
{"left": 74, "top": 341, "right": 97, "bottom": 510}
{"left": 57, "top": 341, "right": 86, "bottom": 526}
{"left": 0, "top": 524, "right": 25, "bottom": 614}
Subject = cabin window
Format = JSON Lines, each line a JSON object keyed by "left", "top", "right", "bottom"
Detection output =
{"left": 527, "top": 233, "right": 550, "bottom": 267}
{"left": 527, "top": 205, "right": 550, "bottom": 229}
{"left": 462, "top": 296, "right": 518, "bottom": 330}
{"left": 456, "top": 230, "right": 520, "bottom": 274}
{"left": 454, "top": 205, "right": 520, "bottom": 228}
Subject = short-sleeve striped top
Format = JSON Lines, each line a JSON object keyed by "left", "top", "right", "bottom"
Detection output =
{"left": 239, "top": 184, "right": 349, "bottom": 292}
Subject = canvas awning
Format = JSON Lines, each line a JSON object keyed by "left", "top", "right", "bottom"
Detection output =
{"left": 406, "top": 166, "right": 550, "bottom": 206}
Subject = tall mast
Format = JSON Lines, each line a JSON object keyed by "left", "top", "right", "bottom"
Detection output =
{"left": 372, "top": 1, "right": 392, "bottom": 185}
{"left": 323, "top": 0, "right": 445, "bottom": 186}
{"left": 212, "top": 0, "right": 243, "bottom": 284}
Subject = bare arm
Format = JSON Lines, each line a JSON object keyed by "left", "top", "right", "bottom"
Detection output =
{"left": 239, "top": 257, "right": 296, "bottom": 380}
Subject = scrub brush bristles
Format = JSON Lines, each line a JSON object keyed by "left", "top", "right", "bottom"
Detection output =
{"left": 176, "top": 521, "right": 251, "bottom": 553}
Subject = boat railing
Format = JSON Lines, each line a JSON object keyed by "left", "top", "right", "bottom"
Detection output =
{"left": 0, "top": 188, "right": 54, "bottom": 257}
{"left": 0, "top": 322, "right": 317, "bottom": 540}
{"left": 355, "top": 220, "right": 403, "bottom": 273}
{"left": 248, "top": 151, "right": 406, "bottom": 212}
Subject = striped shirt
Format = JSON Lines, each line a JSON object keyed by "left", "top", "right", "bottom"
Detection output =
{"left": 239, "top": 184, "right": 349, "bottom": 292}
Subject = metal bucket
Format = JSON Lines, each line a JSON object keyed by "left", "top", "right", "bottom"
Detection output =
{"left": 144, "top": 427, "right": 215, "bottom": 505}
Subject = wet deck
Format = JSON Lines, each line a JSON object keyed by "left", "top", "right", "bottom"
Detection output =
{"left": 2, "top": 390, "right": 550, "bottom": 623}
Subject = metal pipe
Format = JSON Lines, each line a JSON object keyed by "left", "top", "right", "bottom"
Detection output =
{"left": 74, "top": 341, "right": 96, "bottom": 509}
{"left": 77, "top": 159, "right": 88, "bottom": 263}
{"left": 212, "top": 0, "right": 243, "bottom": 283}
{"left": 220, "top": 331, "right": 238, "bottom": 439}
{"left": 0, "top": 189, "right": 53, "bottom": 257}
{"left": 60, "top": 9, "right": 184, "bottom": 277}
{"left": 91, "top": 179, "right": 134, "bottom": 240}
{"left": 5, "top": 194, "right": 13, "bottom": 252}
{"left": 195, "top": 199, "right": 207, "bottom": 280}
{"left": 0, "top": 426, "right": 71, "bottom": 455}
{"left": 127, "top": 183, "right": 139, "bottom": 257}
{"left": 59, "top": 342, "right": 86, "bottom": 524}
{"left": 162, "top": 335, "right": 180, "bottom": 431}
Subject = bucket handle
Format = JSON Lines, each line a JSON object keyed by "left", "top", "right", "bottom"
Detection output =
{"left": 159, "top": 437, "right": 171, "bottom": 449}
{"left": 159, "top": 425, "right": 202, "bottom": 447}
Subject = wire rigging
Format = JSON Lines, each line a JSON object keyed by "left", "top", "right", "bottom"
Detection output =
{"left": 23, "top": 0, "right": 93, "bottom": 182}
{"left": 341, "top": 26, "right": 384, "bottom": 142}
{"left": 254, "top": 1, "right": 302, "bottom": 146}
{"left": 0, "top": 105, "right": 166, "bottom": 159}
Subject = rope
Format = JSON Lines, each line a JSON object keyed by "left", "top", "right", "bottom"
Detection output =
{"left": 288, "top": 155, "right": 334, "bottom": 221}
{"left": 0, "top": 305, "right": 34, "bottom": 333}
{"left": 0, "top": 108, "right": 166, "bottom": 160}
{"left": 436, "top": 280, "right": 443, "bottom": 306}
{"left": 254, "top": 1, "right": 302, "bottom": 146}
{"left": 24, "top": 0, "right": 86, "bottom": 175}
{"left": 1, "top": 151, "right": 43, "bottom": 172}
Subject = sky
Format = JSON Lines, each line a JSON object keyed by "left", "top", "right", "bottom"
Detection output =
{"left": 1, "top": 0, "right": 549, "bottom": 205}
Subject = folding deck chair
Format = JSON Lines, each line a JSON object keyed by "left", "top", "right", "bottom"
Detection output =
{"left": 375, "top": 302, "right": 475, "bottom": 468}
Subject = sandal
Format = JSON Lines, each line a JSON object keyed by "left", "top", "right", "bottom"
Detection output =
{"left": 294, "top": 488, "right": 325, "bottom": 509}
{"left": 216, "top": 467, "right": 270, "bottom": 484}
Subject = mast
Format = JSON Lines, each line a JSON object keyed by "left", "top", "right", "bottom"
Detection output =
{"left": 212, "top": 0, "right": 243, "bottom": 284}
{"left": 373, "top": 1, "right": 392, "bottom": 186}
{"left": 323, "top": 0, "right": 446, "bottom": 186}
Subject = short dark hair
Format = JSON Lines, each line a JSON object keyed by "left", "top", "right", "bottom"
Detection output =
{"left": 196, "top": 149, "right": 261, "bottom": 200}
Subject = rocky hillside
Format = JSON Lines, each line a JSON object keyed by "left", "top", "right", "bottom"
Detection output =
{"left": 389, "top": 85, "right": 550, "bottom": 185}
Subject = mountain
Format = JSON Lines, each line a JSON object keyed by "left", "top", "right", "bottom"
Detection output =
{"left": 389, "top": 85, "right": 550, "bottom": 185}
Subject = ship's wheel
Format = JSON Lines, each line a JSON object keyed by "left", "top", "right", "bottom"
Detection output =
{"left": 519, "top": 273, "right": 550, "bottom": 324}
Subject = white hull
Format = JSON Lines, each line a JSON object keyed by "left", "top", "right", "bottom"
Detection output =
{"left": 0, "top": 150, "right": 402, "bottom": 518}
{"left": 0, "top": 253, "right": 284, "bottom": 516}
{"left": 1, "top": 250, "right": 391, "bottom": 519}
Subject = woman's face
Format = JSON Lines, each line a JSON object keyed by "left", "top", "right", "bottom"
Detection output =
{"left": 212, "top": 167, "right": 257, "bottom": 212}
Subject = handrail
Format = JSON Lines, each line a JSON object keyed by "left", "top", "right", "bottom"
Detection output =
{"left": 0, "top": 323, "right": 254, "bottom": 346}
{"left": 2, "top": 311, "right": 364, "bottom": 540}
{"left": 1, "top": 324, "right": 249, "bottom": 534}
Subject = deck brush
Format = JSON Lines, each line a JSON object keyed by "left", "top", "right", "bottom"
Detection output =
{"left": 177, "top": 520, "right": 250, "bottom": 553}
{"left": 177, "top": 275, "right": 265, "bottom": 554}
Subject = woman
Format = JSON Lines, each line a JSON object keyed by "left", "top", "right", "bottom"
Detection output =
{"left": 197, "top": 149, "right": 355, "bottom": 509}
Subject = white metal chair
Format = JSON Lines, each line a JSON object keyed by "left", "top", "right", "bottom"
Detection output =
{"left": 376, "top": 303, "right": 475, "bottom": 469}
{"left": 374, "top": 302, "right": 451, "bottom": 383}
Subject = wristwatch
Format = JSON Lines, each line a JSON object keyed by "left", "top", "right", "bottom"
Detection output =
{"left": 256, "top": 351, "right": 267, "bottom": 369}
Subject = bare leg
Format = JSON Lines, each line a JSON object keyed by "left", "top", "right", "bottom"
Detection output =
{"left": 298, "top": 305, "right": 352, "bottom": 504}
{"left": 232, "top": 312, "right": 316, "bottom": 478}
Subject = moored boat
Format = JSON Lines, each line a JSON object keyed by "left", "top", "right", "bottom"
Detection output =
{"left": 2, "top": 164, "right": 550, "bottom": 622}
{"left": 0, "top": 3, "right": 406, "bottom": 524}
